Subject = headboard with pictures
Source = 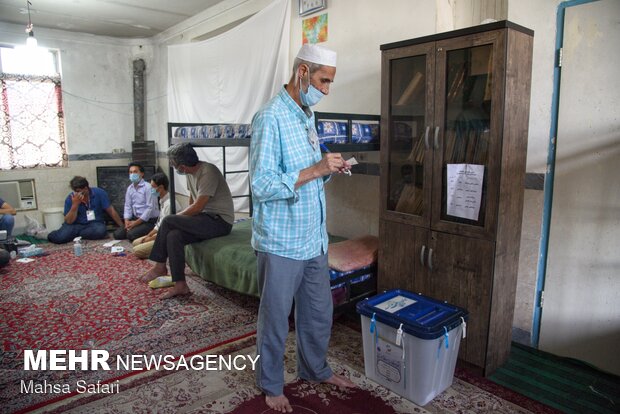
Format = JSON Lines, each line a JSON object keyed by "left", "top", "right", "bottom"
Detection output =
{"left": 166, "top": 113, "right": 381, "bottom": 214}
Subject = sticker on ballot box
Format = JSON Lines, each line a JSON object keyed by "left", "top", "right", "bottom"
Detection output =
{"left": 375, "top": 295, "right": 417, "bottom": 313}
{"left": 376, "top": 337, "right": 404, "bottom": 384}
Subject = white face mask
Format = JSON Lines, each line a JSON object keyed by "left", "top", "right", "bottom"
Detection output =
{"left": 299, "top": 70, "right": 324, "bottom": 107}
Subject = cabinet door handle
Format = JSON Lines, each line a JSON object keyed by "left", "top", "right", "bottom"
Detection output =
{"left": 428, "top": 248, "right": 434, "bottom": 271}
{"left": 433, "top": 126, "right": 440, "bottom": 150}
{"left": 424, "top": 126, "right": 430, "bottom": 150}
{"left": 420, "top": 245, "right": 426, "bottom": 267}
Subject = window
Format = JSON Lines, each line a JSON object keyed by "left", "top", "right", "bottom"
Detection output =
{"left": 0, "top": 46, "right": 67, "bottom": 170}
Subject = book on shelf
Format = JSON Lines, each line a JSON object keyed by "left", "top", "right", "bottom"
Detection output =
{"left": 447, "top": 64, "right": 466, "bottom": 104}
{"left": 395, "top": 184, "right": 423, "bottom": 215}
{"left": 443, "top": 127, "right": 490, "bottom": 164}
{"left": 406, "top": 131, "right": 426, "bottom": 164}
{"left": 395, "top": 72, "right": 424, "bottom": 106}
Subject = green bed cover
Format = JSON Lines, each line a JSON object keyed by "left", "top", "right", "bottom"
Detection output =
{"left": 184, "top": 219, "right": 344, "bottom": 297}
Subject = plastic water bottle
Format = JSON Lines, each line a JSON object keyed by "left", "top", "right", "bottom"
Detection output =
{"left": 73, "top": 238, "right": 83, "bottom": 257}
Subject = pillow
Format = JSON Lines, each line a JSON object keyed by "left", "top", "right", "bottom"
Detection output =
{"left": 328, "top": 235, "right": 379, "bottom": 272}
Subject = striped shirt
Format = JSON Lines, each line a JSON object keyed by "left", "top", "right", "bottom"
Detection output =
{"left": 250, "top": 87, "right": 329, "bottom": 260}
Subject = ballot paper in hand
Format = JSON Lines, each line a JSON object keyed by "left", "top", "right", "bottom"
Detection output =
{"left": 346, "top": 157, "right": 359, "bottom": 166}
{"left": 343, "top": 157, "right": 358, "bottom": 176}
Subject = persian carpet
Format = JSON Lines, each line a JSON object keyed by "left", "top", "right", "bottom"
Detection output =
{"left": 50, "top": 323, "right": 541, "bottom": 414}
{"left": 0, "top": 239, "right": 259, "bottom": 414}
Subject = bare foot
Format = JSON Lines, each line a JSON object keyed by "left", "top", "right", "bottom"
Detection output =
{"left": 160, "top": 281, "right": 191, "bottom": 299}
{"left": 265, "top": 394, "right": 292, "bottom": 413}
{"left": 140, "top": 262, "right": 167, "bottom": 282}
{"left": 323, "top": 374, "right": 356, "bottom": 388}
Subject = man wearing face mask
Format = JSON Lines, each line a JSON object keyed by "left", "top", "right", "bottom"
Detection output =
{"left": 113, "top": 162, "right": 159, "bottom": 241}
{"left": 141, "top": 143, "right": 234, "bottom": 299}
{"left": 132, "top": 172, "right": 181, "bottom": 259}
{"left": 249, "top": 44, "right": 355, "bottom": 413}
{"left": 48, "top": 176, "right": 123, "bottom": 244}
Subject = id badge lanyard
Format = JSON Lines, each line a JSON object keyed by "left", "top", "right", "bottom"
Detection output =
{"left": 86, "top": 198, "right": 95, "bottom": 221}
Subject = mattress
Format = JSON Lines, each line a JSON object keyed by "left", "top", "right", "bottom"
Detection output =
{"left": 184, "top": 219, "right": 376, "bottom": 300}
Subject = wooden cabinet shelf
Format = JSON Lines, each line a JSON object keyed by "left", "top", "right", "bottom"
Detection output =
{"left": 378, "top": 21, "right": 533, "bottom": 375}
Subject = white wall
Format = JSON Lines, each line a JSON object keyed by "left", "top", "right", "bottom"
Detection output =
{"left": 0, "top": 23, "right": 145, "bottom": 154}
{"left": 509, "top": 0, "right": 561, "bottom": 172}
{"left": 0, "top": 23, "right": 148, "bottom": 231}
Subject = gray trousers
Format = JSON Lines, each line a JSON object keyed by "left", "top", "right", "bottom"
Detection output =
{"left": 255, "top": 251, "right": 334, "bottom": 396}
{"left": 149, "top": 213, "right": 231, "bottom": 282}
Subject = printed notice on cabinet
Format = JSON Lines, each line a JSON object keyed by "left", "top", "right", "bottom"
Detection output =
{"left": 447, "top": 164, "right": 484, "bottom": 221}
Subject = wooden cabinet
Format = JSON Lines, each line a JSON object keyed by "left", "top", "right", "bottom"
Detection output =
{"left": 378, "top": 21, "right": 533, "bottom": 375}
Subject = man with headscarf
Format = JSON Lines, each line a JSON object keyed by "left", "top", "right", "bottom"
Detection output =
{"left": 249, "top": 44, "right": 355, "bottom": 413}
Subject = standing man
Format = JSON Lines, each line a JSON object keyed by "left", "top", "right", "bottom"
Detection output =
{"left": 114, "top": 162, "right": 159, "bottom": 241}
{"left": 142, "top": 143, "right": 234, "bottom": 299}
{"left": 249, "top": 44, "right": 355, "bottom": 413}
{"left": 48, "top": 176, "right": 123, "bottom": 244}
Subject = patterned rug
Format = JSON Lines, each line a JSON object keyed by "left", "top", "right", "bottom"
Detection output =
{"left": 0, "top": 239, "right": 259, "bottom": 414}
{"left": 45, "top": 323, "right": 541, "bottom": 414}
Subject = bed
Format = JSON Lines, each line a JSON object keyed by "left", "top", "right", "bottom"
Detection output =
{"left": 184, "top": 219, "right": 378, "bottom": 311}
{"left": 168, "top": 112, "right": 381, "bottom": 311}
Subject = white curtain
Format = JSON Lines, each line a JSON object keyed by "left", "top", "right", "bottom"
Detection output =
{"left": 167, "top": 0, "right": 290, "bottom": 123}
{"left": 167, "top": 0, "right": 290, "bottom": 211}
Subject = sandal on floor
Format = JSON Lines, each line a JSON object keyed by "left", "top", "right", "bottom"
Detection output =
{"left": 148, "top": 276, "right": 175, "bottom": 289}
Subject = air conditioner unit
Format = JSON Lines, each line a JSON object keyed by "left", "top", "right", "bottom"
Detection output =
{"left": 0, "top": 179, "right": 37, "bottom": 210}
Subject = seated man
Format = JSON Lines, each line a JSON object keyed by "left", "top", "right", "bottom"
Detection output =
{"left": 48, "top": 176, "right": 123, "bottom": 244}
{"left": 132, "top": 172, "right": 180, "bottom": 259}
{"left": 141, "top": 143, "right": 234, "bottom": 299}
{"left": 0, "top": 197, "right": 17, "bottom": 238}
{"left": 113, "top": 162, "right": 159, "bottom": 241}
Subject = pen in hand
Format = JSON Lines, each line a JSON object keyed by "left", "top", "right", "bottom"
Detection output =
{"left": 319, "top": 143, "right": 352, "bottom": 176}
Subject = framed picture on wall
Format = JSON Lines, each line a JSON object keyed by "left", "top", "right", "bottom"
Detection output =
{"left": 299, "top": 0, "right": 327, "bottom": 17}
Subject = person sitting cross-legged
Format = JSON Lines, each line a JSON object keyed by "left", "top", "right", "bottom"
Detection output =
{"left": 0, "top": 197, "right": 17, "bottom": 238}
{"left": 48, "top": 176, "right": 123, "bottom": 244}
{"left": 113, "top": 162, "right": 160, "bottom": 242}
{"left": 132, "top": 172, "right": 180, "bottom": 259}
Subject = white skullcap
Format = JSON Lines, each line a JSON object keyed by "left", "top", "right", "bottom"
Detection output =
{"left": 296, "top": 44, "right": 337, "bottom": 67}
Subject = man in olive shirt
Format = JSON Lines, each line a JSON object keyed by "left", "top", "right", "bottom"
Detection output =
{"left": 142, "top": 143, "right": 234, "bottom": 298}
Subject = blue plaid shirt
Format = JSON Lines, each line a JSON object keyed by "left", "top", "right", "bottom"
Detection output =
{"left": 250, "top": 87, "right": 329, "bottom": 260}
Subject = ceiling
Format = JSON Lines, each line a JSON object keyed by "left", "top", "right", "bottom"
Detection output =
{"left": 0, "top": 0, "right": 228, "bottom": 38}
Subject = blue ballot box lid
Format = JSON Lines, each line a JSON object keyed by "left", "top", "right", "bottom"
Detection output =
{"left": 356, "top": 289, "right": 468, "bottom": 340}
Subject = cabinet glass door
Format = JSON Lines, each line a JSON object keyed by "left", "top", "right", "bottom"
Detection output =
{"left": 432, "top": 32, "right": 502, "bottom": 239}
{"left": 381, "top": 43, "right": 434, "bottom": 226}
